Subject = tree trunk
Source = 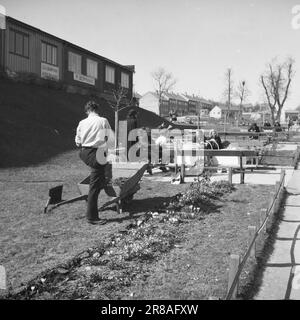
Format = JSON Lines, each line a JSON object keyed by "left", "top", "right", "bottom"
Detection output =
{"left": 114, "top": 110, "right": 118, "bottom": 152}
{"left": 276, "top": 107, "right": 282, "bottom": 123}
{"left": 270, "top": 110, "right": 275, "bottom": 126}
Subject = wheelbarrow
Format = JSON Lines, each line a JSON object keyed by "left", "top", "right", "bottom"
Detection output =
{"left": 44, "top": 162, "right": 149, "bottom": 214}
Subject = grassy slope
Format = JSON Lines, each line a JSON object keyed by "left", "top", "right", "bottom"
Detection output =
{"left": 0, "top": 78, "right": 170, "bottom": 168}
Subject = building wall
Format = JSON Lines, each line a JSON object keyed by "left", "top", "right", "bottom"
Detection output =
{"left": 0, "top": 17, "right": 133, "bottom": 99}
{"left": 188, "top": 101, "right": 196, "bottom": 114}
{"left": 160, "top": 100, "right": 169, "bottom": 117}
{"left": 0, "top": 29, "right": 4, "bottom": 69}
{"left": 285, "top": 111, "right": 299, "bottom": 121}
{"left": 63, "top": 44, "right": 102, "bottom": 91}
{"left": 4, "top": 19, "right": 63, "bottom": 79}
{"left": 139, "top": 93, "right": 160, "bottom": 115}
{"left": 209, "top": 106, "right": 222, "bottom": 119}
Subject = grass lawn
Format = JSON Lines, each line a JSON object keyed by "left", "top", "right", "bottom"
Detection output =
{"left": 0, "top": 149, "right": 274, "bottom": 299}
{"left": 0, "top": 150, "right": 188, "bottom": 289}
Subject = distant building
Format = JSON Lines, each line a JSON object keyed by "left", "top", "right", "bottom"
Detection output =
{"left": 181, "top": 93, "right": 198, "bottom": 114}
{"left": 163, "top": 92, "right": 188, "bottom": 116}
{"left": 209, "top": 105, "right": 240, "bottom": 119}
{"left": 140, "top": 91, "right": 214, "bottom": 118}
{"left": 139, "top": 92, "right": 169, "bottom": 117}
{"left": 209, "top": 106, "right": 222, "bottom": 119}
{"left": 285, "top": 110, "right": 300, "bottom": 121}
{"left": 181, "top": 94, "right": 213, "bottom": 115}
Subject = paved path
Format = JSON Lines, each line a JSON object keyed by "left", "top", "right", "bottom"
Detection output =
{"left": 145, "top": 168, "right": 294, "bottom": 186}
{"left": 254, "top": 163, "right": 300, "bottom": 300}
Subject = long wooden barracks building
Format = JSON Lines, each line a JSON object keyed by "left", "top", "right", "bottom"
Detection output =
{"left": 0, "top": 16, "right": 134, "bottom": 100}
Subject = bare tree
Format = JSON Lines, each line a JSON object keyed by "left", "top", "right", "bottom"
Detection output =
{"left": 151, "top": 67, "right": 176, "bottom": 113}
{"left": 235, "top": 80, "right": 251, "bottom": 117}
{"left": 260, "top": 57, "right": 295, "bottom": 125}
{"left": 104, "top": 83, "right": 133, "bottom": 151}
{"left": 223, "top": 68, "right": 234, "bottom": 126}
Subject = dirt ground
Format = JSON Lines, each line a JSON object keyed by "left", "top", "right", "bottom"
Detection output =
{"left": 0, "top": 150, "right": 187, "bottom": 289}
{"left": 0, "top": 150, "right": 274, "bottom": 299}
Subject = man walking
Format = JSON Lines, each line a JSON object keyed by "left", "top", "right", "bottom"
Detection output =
{"left": 75, "top": 101, "right": 111, "bottom": 225}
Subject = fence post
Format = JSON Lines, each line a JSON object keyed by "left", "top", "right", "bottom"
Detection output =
{"left": 228, "top": 167, "right": 233, "bottom": 185}
{"left": 228, "top": 254, "right": 240, "bottom": 299}
{"left": 274, "top": 181, "right": 280, "bottom": 213}
{"left": 240, "top": 170, "right": 245, "bottom": 184}
{"left": 239, "top": 156, "right": 244, "bottom": 184}
{"left": 293, "top": 146, "right": 300, "bottom": 169}
{"left": 260, "top": 209, "right": 267, "bottom": 233}
{"left": 266, "top": 198, "right": 274, "bottom": 233}
{"left": 0, "top": 265, "right": 7, "bottom": 293}
{"left": 248, "top": 226, "right": 257, "bottom": 258}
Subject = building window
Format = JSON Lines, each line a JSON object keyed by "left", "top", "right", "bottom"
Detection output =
{"left": 41, "top": 42, "right": 57, "bottom": 65}
{"left": 87, "top": 59, "right": 98, "bottom": 79}
{"left": 121, "top": 72, "right": 129, "bottom": 88}
{"left": 105, "top": 65, "right": 115, "bottom": 84}
{"left": 68, "top": 51, "right": 81, "bottom": 74}
{"left": 9, "top": 29, "right": 29, "bottom": 58}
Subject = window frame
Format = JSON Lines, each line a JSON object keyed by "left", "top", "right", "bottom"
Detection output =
{"left": 41, "top": 41, "right": 58, "bottom": 66}
{"left": 86, "top": 58, "right": 98, "bottom": 79}
{"left": 9, "top": 28, "right": 29, "bottom": 58}
{"left": 68, "top": 51, "right": 82, "bottom": 74}
{"left": 121, "top": 71, "right": 129, "bottom": 88}
{"left": 105, "top": 65, "right": 115, "bottom": 84}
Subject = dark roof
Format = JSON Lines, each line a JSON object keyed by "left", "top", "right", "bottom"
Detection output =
{"left": 164, "top": 92, "right": 187, "bottom": 102}
{"left": 6, "top": 16, "right": 134, "bottom": 73}
{"left": 181, "top": 94, "right": 213, "bottom": 105}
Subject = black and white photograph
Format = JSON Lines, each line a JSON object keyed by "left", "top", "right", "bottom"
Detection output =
{"left": 1, "top": 0, "right": 300, "bottom": 308}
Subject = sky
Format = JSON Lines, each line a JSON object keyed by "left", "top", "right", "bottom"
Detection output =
{"left": 1, "top": 0, "right": 300, "bottom": 109}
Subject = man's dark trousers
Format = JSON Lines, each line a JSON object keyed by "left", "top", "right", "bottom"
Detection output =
{"left": 79, "top": 147, "right": 106, "bottom": 221}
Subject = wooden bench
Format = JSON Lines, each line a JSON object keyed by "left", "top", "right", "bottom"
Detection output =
{"left": 203, "top": 150, "right": 259, "bottom": 184}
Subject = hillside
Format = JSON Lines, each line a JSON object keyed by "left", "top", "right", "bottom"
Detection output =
{"left": 0, "top": 78, "right": 172, "bottom": 168}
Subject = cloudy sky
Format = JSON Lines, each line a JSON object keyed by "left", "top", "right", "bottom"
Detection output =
{"left": 2, "top": 0, "right": 300, "bottom": 108}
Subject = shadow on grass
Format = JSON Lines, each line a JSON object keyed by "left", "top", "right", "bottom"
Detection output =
{"left": 102, "top": 196, "right": 175, "bottom": 217}
{"left": 240, "top": 192, "right": 287, "bottom": 299}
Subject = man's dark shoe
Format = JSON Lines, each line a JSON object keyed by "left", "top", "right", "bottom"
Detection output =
{"left": 87, "top": 219, "right": 107, "bottom": 225}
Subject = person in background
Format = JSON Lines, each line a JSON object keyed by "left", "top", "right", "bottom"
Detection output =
{"left": 75, "top": 101, "right": 111, "bottom": 225}
{"left": 248, "top": 122, "right": 260, "bottom": 140}
{"left": 288, "top": 118, "right": 294, "bottom": 131}
{"left": 207, "top": 129, "right": 222, "bottom": 149}
{"left": 158, "top": 121, "right": 168, "bottom": 129}
{"left": 274, "top": 121, "right": 282, "bottom": 132}
{"left": 263, "top": 120, "right": 271, "bottom": 127}
{"left": 171, "top": 111, "right": 177, "bottom": 122}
